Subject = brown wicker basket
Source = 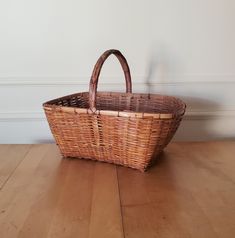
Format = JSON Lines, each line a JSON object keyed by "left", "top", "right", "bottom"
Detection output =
{"left": 43, "top": 49, "right": 186, "bottom": 171}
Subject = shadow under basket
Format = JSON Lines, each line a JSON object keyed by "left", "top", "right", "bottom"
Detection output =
{"left": 43, "top": 49, "right": 186, "bottom": 172}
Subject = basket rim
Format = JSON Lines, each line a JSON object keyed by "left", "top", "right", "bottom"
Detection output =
{"left": 43, "top": 91, "right": 186, "bottom": 119}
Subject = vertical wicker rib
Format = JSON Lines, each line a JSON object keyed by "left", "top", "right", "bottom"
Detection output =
{"left": 43, "top": 49, "right": 186, "bottom": 171}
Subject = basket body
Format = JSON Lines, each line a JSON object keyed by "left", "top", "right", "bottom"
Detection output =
{"left": 43, "top": 49, "right": 186, "bottom": 171}
{"left": 43, "top": 92, "right": 185, "bottom": 171}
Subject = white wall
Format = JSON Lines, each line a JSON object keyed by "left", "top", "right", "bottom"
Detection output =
{"left": 0, "top": 0, "right": 235, "bottom": 143}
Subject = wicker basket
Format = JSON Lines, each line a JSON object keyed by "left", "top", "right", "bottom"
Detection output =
{"left": 43, "top": 49, "right": 186, "bottom": 171}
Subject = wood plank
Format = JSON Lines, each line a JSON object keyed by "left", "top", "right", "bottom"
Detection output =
{"left": 117, "top": 143, "right": 228, "bottom": 238}
{"left": 205, "top": 141, "right": 235, "bottom": 183}
{"left": 0, "top": 144, "right": 69, "bottom": 238}
{"left": 0, "top": 145, "right": 122, "bottom": 238}
{"left": 46, "top": 158, "right": 95, "bottom": 238}
{"left": 17, "top": 144, "right": 71, "bottom": 238}
{"left": 0, "top": 142, "right": 235, "bottom": 238}
{"left": 171, "top": 142, "right": 235, "bottom": 238}
{"left": 0, "top": 145, "right": 31, "bottom": 188}
{"left": 88, "top": 163, "right": 123, "bottom": 238}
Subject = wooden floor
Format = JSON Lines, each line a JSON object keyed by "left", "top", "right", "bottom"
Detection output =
{"left": 0, "top": 142, "right": 235, "bottom": 238}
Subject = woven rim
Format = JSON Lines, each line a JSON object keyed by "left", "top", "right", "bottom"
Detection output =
{"left": 43, "top": 92, "right": 186, "bottom": 119}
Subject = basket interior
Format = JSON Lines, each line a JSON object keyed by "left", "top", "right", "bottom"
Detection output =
{"left": 45, "top": 92, "right": 185, "bottom": 115}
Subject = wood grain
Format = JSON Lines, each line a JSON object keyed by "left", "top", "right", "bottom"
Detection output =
{"left": 0, "top": 144, "right": 53, "bottom": 238}
{"left": 0, "top": 145, "right": 31, "bottom": 189}
{"left": 88, "top": 163, "right": 123, "bottom": 238}
{"left": 46, "top": 158, "right": 95, "bottom": 238}
{"left": 118, "top": 142, "right": 235, "bottom": 238}
{"left": 0, "top": 142, "right": 235, "bottom": 238}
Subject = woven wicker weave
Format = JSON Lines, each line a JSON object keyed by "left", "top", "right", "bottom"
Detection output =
{"left": 43, "top": 49, "right": 186, "bottom": 171}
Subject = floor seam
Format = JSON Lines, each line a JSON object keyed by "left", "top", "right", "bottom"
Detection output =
{"left": 116, "top": 166, "right": 126, "bottom": 238}
{"left": 0, "top": 145, "right": 33, "bottom": 191}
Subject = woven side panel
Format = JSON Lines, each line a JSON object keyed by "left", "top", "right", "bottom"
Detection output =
{"left": 45, "top": 110, "right": 181, "bottom": 171}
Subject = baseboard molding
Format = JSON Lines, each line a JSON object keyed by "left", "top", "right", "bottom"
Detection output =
{"left": 1, "top": 110, "right": 235, "bottom": 122}
{"left": 183, "top": 110, "right": 235, "bottom": 120}
{"left": 0, "top": 112, "right": 44, "bottom": 121}
{"left": 1, "top": 75, "right": 235, "bottom": 86}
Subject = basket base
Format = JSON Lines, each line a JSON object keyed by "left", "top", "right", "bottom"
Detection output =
{"left": 61, "top": 150, "right": 163, "bottom": 172}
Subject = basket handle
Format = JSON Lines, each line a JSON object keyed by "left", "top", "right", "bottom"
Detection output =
{"left": 89, "top": 49, "right": 132, "bottom": 112}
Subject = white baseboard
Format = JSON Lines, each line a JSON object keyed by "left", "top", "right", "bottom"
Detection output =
{"left": 0, "top": 76, "right": 234, "bottom": 143}
{"left": 0, "top": 109, "right": 235, "bottom": 121}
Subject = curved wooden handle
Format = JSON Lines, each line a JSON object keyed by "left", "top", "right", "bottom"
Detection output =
{"left": 89, "top": 49, "right": 132, "bottom": 111}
